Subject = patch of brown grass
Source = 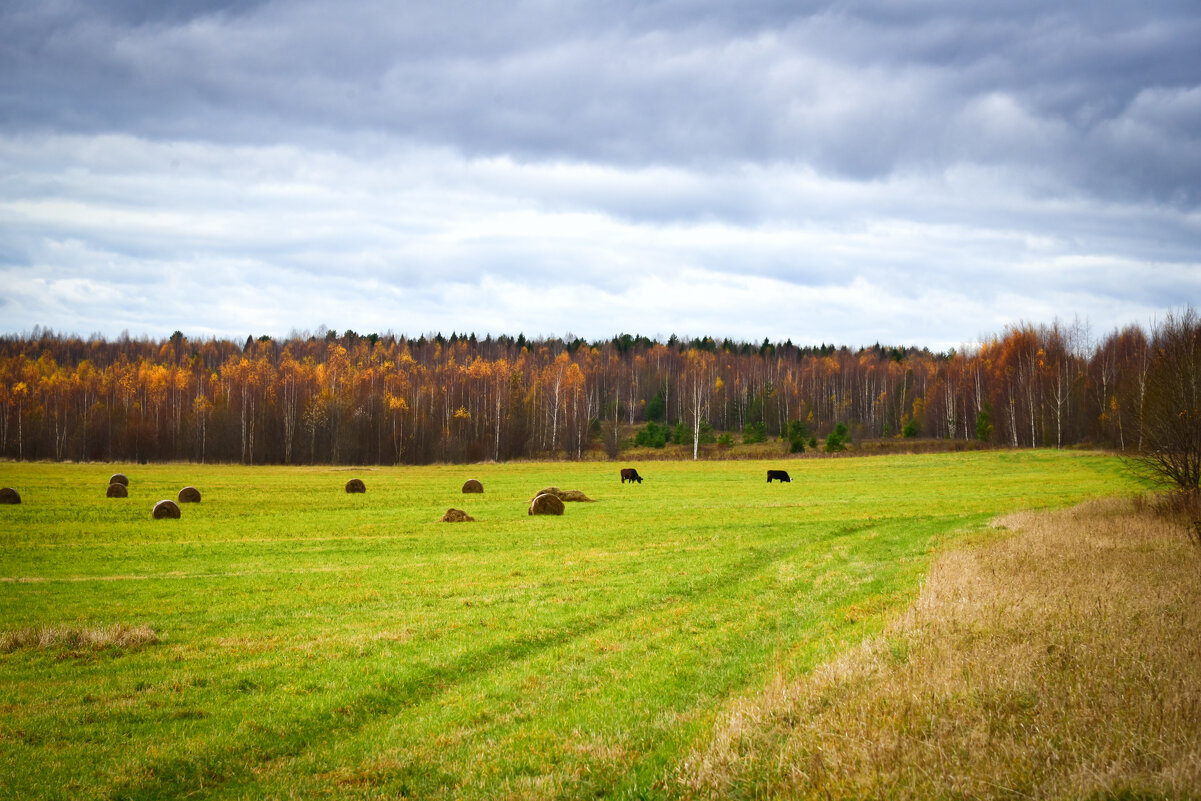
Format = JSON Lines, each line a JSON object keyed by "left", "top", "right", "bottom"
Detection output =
{"left": 674, "top": 497, "right": 1201, "bottom": 799}
{"left": 1, "top": 623, "right": 160, "bottom": 655}
{"left": 1133, "top": 490, "right": 1201, "bottom": 547}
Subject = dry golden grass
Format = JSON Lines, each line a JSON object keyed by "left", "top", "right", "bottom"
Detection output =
{"left": 674, "top": 497, "right": 1201, "bottom": 800}
{"left": 1, "top": 623, "right": 160, "bottom": 655}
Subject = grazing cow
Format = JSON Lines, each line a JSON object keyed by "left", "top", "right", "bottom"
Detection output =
{"left": 620, "top": 468, "right": 644, "bottom": 484}
{"left": 766, "top": 469, "right": 791, "bottom": 483}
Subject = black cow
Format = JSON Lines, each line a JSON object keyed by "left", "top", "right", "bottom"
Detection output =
{"left": 620, "top": 468, "right": 644, "bottom": 484}
{"left": 766, "top": 469, "right": 791, "bottom": 483}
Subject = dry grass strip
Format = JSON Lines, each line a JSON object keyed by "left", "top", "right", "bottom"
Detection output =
{"left": 674, "top": 497, "right": 1201, "bottom": 800}
{"left": 1, "top": 623, "right": 160, "bottom": 655}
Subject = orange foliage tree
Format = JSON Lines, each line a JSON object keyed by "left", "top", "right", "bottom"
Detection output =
{"left": 0, "top": 316, "right": 1164, "bottom": 464}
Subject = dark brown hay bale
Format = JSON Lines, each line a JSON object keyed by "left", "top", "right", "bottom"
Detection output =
{"left": 106, "top": 483, "right": 128, "bottom": 498}
{"left": 528, "top": 493, "right": 565, "bottom": 516}
{"left": 0, "top": 487, "right": 20, "bottom": 504}
{"left": 441, "top": 508, "right": 475, "bottom": 523}
{"left": 152, "top": 499, "right": 181, "bottom": 519}
{"left": 109, "top": 473, "right": 129, "bottom": 487}
{"left": 532, "top": 486, "right": 563, "bottom": 500}
{"left": 178, "top": 486, "right": 201, "bottom": 503}
{"left": 345, "top": 478, "right": 366, "bottom": 493}
{"left": 461, "top": 479, "right": 484, "bottom": 494}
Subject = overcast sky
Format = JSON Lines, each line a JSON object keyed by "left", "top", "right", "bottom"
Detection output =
{"left": 2, "top": 1, "right": 1199, "bottom": 350}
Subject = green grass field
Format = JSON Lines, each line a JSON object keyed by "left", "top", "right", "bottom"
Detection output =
{"left": 0, "top": 451, "right": 1139, "bottom": 800}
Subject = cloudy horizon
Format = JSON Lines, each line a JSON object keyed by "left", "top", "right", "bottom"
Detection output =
{"left": 2, "top": 1, "right": 1199, "bottom": 351}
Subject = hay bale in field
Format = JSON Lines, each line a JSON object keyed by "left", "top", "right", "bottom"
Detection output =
{"left": 152, "top": 499, "right": 180, "bottom": 519}
{"left": 531, "top": 486, "right": 594, "bottom": 502}
{"left": 106, "top": 483, "right": 128, "bottom": 498}
{"left": 528, "top": 492, "right": 565, "bottom": 516}
{"left": 461, "top": 479, "right": 484, "bottom": 494}
{"left": 178, "top": 486, "right": 201, "bottom": 503}
{"left": 441, "top": 508, "right": 475, "bottom": 523}
{"left": 109, "top": 473, "right": 129, "bottom": 487}
{"left": 0, "top": 487, "right": 20, "bottom": 504}
{"left": 345, "top": 478, "right": 366, "bottom": 493}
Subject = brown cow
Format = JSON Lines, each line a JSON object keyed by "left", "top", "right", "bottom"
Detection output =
{"left": 620, "top": 468, "right": 643, "bottom": 484}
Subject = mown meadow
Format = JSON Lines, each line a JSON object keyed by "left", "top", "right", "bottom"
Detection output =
{"left": 0, "top": 451, "right": 1140, "bottom": 799}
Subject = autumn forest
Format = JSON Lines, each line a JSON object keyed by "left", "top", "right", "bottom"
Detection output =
{"left": 0, "top": 320, "right": 1153, "bottom": 465}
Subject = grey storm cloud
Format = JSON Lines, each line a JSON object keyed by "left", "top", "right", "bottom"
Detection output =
{"left": 5, "top": 0, "right": 1199, "bottom": 195}
{"left": 1, "top": 0, "right": 1199, "bottom": 346}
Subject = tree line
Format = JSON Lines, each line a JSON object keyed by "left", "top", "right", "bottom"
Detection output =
{"left": 0, "top": 318, "right": 1171, "bottom": 466}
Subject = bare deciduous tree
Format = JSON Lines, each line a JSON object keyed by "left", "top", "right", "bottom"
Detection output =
{"left": 1134, "top": 308, "right": 1201, "bottom": 493}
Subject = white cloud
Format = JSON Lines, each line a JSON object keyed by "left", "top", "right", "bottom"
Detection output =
{"left": 3, "top": 130, "right": 1198, "bottom": 348}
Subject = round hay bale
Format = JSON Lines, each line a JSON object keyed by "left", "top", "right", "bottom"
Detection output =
{"left": 345, "top": 478, "right": 366, "bottom": 493}
{"left": 109, "top": 473, "right": 129, "bottom": 487}
{"left": 178, "top": 486, "right": 201, "bottom": 503}
{"left": 528, "top": 492, "right": 565, "bottom": 516}
{"left": 106, "top": 482, "right": 128, "bottom": 498}
{"left": 441, "top": 508, "right": 475, "bottom": 523}
{"left": 152, "top": 499, "right": 181, "bottom": 519}
{"left": 0, "top": 487, "right": 20, "bottom": 504}
{"left": 461, "top": 479, "right": 484, "bottom": 494}
{"left": 532, "top": 486, "right": 563, "bottom": 501}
